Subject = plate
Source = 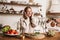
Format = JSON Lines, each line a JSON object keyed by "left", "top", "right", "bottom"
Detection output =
{"left": 4, "top": 33, "right": 19, "bottom": 36}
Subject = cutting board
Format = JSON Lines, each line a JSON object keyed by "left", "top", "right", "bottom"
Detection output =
{"left": 32, "top": 34, "right": 45, "bottom": 39}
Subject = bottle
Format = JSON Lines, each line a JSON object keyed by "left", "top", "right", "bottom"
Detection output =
{"left": 22, "top": 35, "right": 25, "bottom": 40}
{"left": 17, "top": 21, "right": 20, "bottom": 35}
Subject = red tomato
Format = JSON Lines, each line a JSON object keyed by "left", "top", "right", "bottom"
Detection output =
{"left": 7, "top": 31, "right": 9, "bottom": 34}
{"left": 14, "top": 31, "right": 18, "bottom": 34}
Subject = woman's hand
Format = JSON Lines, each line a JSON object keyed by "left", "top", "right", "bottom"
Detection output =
{"left": 31, "top": 23, "right": 36, "bottom": 28}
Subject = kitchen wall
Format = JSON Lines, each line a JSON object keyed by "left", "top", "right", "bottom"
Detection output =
{"left": 49, "top": 0, "right": 60, "bottom": 13}
{"left": 0, "top": 0, "right": 57, "bottom": 32}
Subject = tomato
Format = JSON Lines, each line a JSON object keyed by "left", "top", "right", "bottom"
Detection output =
{"left": 7, "top": 31, "right": 9, "bottom": 34}
{"left": 12, "top": 30, "right": 16, "bottom": 33}
{"left": 7, "top": 29, "right": 18, "bottom": 34}
{"left": 14, "top": 31, "right": 18, "bottom": 34}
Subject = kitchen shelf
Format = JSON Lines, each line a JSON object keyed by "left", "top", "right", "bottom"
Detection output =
{"left": 0, "top": 2, "right": 41, "bottom": 16}
{"left": 0, "top": 2, "right": 41, "bottom": 7}
{"left": 46, "top": 11, "right": 60, "bottom": 18}
{"left": 0, "top": 12, "right": 41, "bottom": 16}
{"left": 0, "top": 12, "right": 22, "bottom": 15}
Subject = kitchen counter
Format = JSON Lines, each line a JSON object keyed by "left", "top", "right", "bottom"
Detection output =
{"left": 0, "top": 32, "right": 60, "bottom": 40}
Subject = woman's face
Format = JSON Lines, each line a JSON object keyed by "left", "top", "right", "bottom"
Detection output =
{"left": 25, "top": 8, "right": 32, "bottom": 17}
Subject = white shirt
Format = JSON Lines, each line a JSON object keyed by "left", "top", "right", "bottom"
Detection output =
{"left": 20, "top": 16, "right": 43, "bottom": 33}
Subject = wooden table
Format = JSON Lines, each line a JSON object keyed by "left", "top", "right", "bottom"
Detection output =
{"left": 0, "top": 32, "right": 60, "bottom": 40}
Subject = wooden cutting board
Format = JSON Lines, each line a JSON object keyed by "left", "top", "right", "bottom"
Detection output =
{"left": 31, "top": 34, "right": 45, "bottom": 39}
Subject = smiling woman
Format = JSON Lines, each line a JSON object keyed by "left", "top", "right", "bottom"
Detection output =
{"left": 20, "top": 6, "right": 42, "bottom": 33}
{"left": 20, "top": 6, "right": 35, "bottom": 33}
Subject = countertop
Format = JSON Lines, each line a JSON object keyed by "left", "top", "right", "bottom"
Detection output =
{"left": 0, "top": 32, "right": 60, "bottom": 40}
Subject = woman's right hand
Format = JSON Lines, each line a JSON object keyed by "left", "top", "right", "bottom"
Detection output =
{"left": 31, "top": 23, "right": 36, "bottom": 28}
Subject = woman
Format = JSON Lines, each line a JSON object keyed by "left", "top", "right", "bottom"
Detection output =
{"left": 20, "top": 6, "right": 42, "bottom": 33}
